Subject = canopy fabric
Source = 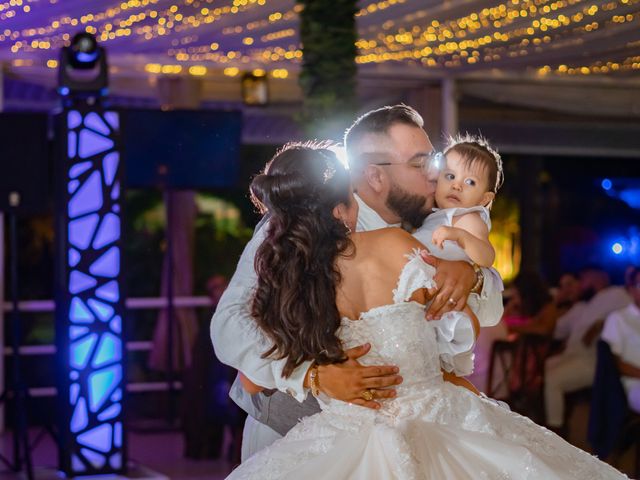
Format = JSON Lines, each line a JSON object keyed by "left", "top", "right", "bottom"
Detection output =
{"left": 1, "top": 0, "right": 639, "bottom": 83}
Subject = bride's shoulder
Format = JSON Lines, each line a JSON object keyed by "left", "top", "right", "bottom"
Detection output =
{"left": 356, "top": 228, "right": 425, "bottom": 260}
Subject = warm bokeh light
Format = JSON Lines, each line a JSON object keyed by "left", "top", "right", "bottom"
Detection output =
{"left": 223, "top": 66, "right": 240, "bottom": 77}
{"left": 0, "top": 0, "right": 638, "bottom": 77}
{"left": 188, "top": 65, "right": 207, "bottom": 76}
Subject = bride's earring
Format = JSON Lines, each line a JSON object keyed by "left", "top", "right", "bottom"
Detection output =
{"left": 342, "top": 220, "right": 352, "bottom": 235}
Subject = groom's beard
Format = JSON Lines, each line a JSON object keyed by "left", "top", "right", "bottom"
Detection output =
{"left": 386, "top": 182, "right": 430, "bottom": 229}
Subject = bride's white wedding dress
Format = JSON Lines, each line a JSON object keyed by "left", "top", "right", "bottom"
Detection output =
{"left": 227, "top": 254, "right": 627, "bottom": 479}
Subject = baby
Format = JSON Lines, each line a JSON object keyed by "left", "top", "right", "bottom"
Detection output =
{"left": 414, "top": 134, "right": 504, "bottom": 374}
{"left": 416, "top": 134, "right": 503, "bottom": 267}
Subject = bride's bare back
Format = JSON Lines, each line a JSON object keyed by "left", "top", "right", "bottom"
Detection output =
{"left": 335, "top": 228, "right": 428, "bottom": 320}
{"left": 335, "top": 227, "right": 480, "bottom": 394}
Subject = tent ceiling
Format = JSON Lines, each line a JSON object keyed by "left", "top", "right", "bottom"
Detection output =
{"left": 1, "top": 0, "right": 639, "bottom": 85}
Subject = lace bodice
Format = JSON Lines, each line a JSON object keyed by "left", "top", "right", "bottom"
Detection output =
{"left": 339, "top": 301, "right": 442, "bottom": 393}
{"left": 321, "top": 252, "right": 473, "bottom": 413}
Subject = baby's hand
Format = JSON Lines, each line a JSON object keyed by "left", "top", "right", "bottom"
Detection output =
{"left": 431, "top": 226, "right": 456, "bottom": 249}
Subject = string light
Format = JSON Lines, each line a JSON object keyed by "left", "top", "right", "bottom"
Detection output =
{"left": 271, "top": 68, "right": 289, "bottom": 78}
{"left": 188, "top": 64, "right": 206, "bottom": 75}
{"left": 223, "top": 67, "right": 240, "bottom": 76}
{"left": 353, "top": 0, "right": 640, "bottom": 73}
{"left": 1, "top": 0, "right": 638, "bottom": 78}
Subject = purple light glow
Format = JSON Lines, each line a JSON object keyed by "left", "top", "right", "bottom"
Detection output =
{"left": 87, "top": 298, "right": 114, "bottom": 322}
{"left": 69, "top": 171, "right": 103, "bottom": 218}
{"left": 63, "top": 110, "right": 123, "bottom": 476}
{"left": 68, "top": 132, "right": 77, "bottom": 158}
{"left": 89, "top": 246, "right": 120, "bottom": 278}
{"left": 71, "top": 398, "right": 89, "bottom": 433}
{"left": 68, "top": 111, "right": 82, "bottom": 129}
{"left": 69, "top": 270, "right": 97, "bottom": 294}
{"left": 95, "top": 281, "right": 119, "bottom": 302}
{"left": 79, "top": 129, "right": 114, "bottom": 159}
{"left": 103, "top": 152, "right": 119, "bottom": 186}
{"left": 69, "top": 161, "right": 92, "bottom": 179}
{"left": 69, "top": 248, "right": 81, "bottom": 267}
{"left": 92, "top": 213, "right": 120, "bottom": 250}
{"left": 85, "top": 112, "right": 111, "bottom": 136}
{"left": 69, "top": 213, "right": 99, "bottom": 249}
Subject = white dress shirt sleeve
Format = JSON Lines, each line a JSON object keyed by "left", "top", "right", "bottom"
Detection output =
{"left": 552, "top": 302, "right": 585, "bottom": 341}
{"left": 210, "top": 222, "right": 311, "bottom": 402}
{"left": 471, "top": 267, "right": 504, "bottom": 327}
{"left": 601, "top": 310, "right": 624, "bottom": 357}
{"left": 441, "top": 267, "right": 503, "bottom": 375}
{"left": 586, "top": 288, "right": 631, "bottom": 326}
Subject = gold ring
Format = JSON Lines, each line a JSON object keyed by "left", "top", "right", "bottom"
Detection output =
{"left": 361, "top": 389, "right": 374, "bottom": 401}
{"left": 448, "top": 298, "right": 457, "bottom": 305}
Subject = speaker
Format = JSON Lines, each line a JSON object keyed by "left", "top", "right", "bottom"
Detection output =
{"left": 121, "top": 109, "right": 242, "bottom": 190}
{"left": 0, "top": 112, "right": 51, "bottom": 213}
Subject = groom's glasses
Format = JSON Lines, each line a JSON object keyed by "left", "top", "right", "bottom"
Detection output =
{"left": 372, "top": 151, "right": 443, "bottom": 172}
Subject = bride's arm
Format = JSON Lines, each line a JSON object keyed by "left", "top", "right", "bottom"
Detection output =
{"left": 239, "top": 372, "right": 265, "bottom": 395}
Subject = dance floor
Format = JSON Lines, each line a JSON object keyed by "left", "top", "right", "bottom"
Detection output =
{"left": 0, "top": 428, "right": 235, "bottom": 480}
{"left": 0, "top": 403, "right": 635, "bottom": 478}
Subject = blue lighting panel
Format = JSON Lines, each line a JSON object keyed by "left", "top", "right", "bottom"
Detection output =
{"left": 57, "top": 109, "right": 125, "bottom": 476}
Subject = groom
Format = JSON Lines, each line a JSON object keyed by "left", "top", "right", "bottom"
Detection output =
{"left": 211, "top": 104, "right": 504, "bottom": 459}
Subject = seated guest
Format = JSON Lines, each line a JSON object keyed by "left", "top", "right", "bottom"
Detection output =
{"left": 554, "top": 272, "right": 583, "bottom": 312}
{"left": 502, "top": 272, "right": 551, "bottom": 331}
{"left": 544, "top": 265, "right": 632, "bottom": 431}
{"left": 471, "top": 272, "right": 552, "bottom": 398}
{"left": 503, "top": 271, "right": 554, "bottom": 334}
{"left": 467, "top": 321, "right": 510, "bottom": 398}
{"left": 553, "top": 272, "right": 587, "bottom": 345}
{"left": 601, "top": 265, "right": 640, "bottom": 414}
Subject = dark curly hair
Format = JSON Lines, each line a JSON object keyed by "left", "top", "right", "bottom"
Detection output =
{"left": 511, "top": 271, "right": 552, "bottom": 317}
{"left": 250, "top": 142, "right": 354, "bottom": 378}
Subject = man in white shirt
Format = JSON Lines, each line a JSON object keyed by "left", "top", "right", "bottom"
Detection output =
{"left": 544, "top": 266, "right": 632, "bottom": 429}
{"left": 211, "top": 105, "right": 504, "bottom": 459}
{"left": 552, "top": 273, "right": 586, "bottom": 342}
{"left": 601, "top": 266, "right": 640, "bottom": 414}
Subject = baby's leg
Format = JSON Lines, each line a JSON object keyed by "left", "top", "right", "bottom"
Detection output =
{"left": 436, "top": 306, "right": 480, "bottom": 394}
{"left": 443, "top": 370, "right": 480, "bottom": 395}
{"left": 464, "top": 305, "right": 480, "bottom": 339}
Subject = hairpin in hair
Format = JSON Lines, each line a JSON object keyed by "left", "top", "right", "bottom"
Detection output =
{"left": 323, "top": 160, "right": 336, "bottom": 183}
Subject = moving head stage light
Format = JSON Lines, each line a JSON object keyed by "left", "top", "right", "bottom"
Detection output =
{"left": 58, "top": 33, "right": 108, "bottom": 99}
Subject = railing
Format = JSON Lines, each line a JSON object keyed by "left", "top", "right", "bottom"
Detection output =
{"left": 1, "top": 296, "right": 213, "bottom": 398}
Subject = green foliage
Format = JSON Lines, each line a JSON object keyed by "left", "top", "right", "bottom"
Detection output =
{"left": 123, "top": 190, "right": 253, "bottom": 297}
{"left": 297, "top": 0, "right": 359, "bottom": 140}
{"left": 193, "top": 194, "right": 253, "bottom": 288}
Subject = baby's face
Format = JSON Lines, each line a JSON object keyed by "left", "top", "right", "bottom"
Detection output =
{"left": 435, "top": 150, "right": 493, "bottom": 209}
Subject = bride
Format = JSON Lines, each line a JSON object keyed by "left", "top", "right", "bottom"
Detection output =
{"left": 226, "top": 142, "right": 626, "bottom": 479}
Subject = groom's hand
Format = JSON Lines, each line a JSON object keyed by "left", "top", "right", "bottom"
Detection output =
{"left": 420, "top": 253, "right": 475, "bottom": 319}
{"left": 316, "top": 343, "right": 402, "bottom": 409}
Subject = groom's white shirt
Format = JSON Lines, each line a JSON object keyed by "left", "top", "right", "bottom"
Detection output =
{"left": 211, "top": 193, "right": 503, "bottom": 403}
{"left": 354, "top": 193, "right": 399, "bottom": 231}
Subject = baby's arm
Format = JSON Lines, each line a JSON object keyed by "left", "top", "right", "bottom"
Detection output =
{"left": 431, "top": 212, "right": 495, "bottom": 267}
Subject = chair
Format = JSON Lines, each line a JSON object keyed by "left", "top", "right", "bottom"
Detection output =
{"left": 486, "top": 338, "right": 517, "bottom": 401}
{"left": 588, "top": 340, "right": 638, "bottom": 474}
